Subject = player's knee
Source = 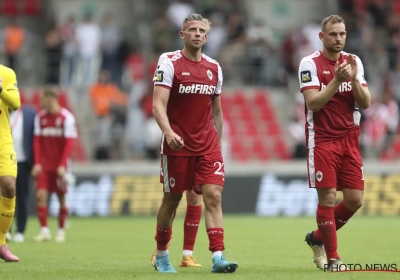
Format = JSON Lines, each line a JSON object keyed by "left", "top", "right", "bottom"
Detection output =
{"left": 317, "top": 188, "right": 336, "bottom": 207}
{"left": 344, "top": 197, "right": 363, "bottom": 211}
{"left": 186, "top": 191, "right": 201, "bottom": 206}
{"left": 36, "top": 190, "right": 47, "bottom": 205}
{"left": 203, "top": 190, "right": 221, "bottom": 209}
{"left": 0, "top": 176, "right": 16, "bottom": 198}
{"left": 162, "top": 193, "right": 182, "bottom": 211}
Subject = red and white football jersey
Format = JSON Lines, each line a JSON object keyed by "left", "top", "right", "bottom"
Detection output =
{"left": 298, "top": 51, "right": 368, "bottom": 148}
{"left": 34, "top": 108, "right": 77, "bottom": 171}
{"left": 153, "top": 50, "right": 223, "bottom": 156}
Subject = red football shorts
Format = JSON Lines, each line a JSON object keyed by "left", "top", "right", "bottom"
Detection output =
{"left": 307, "top": 129, "right": 364, "bottom": 190}
{"left": 36, "top": 171, "right": 67, "bottom": 195}
{"left": 159, "top": 150, "right": 225, "bottom": 194}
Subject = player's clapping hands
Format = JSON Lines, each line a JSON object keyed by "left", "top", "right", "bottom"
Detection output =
{"left": 165, "top": 131, "right": 184, "bottom": 151}
{"left": 334, "top": 60, "right": 352, "bottom": 82}
{"left": 347, "top": 54, "right": 358, "bottom": 81}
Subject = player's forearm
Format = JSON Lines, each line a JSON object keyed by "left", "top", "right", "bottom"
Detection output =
{"left": 307, "top": 79, "right": 342, "bottom": 112}
{"left": 59, "top": 138, "right": 74, "bottom": 167}
{"left": 213, "top": 110, "right": 223, "bottom": 142}
{"left": 0, "top": 88, "right": 20, "bottom": 110}
{"left": 351, "top": 78, "right": 371, "bottom": 109}
{"left": 152, "top": 104, "right": 174, "bottom": 135}
{"left": 33, "top": 136, "right": 41, "bottom": 165}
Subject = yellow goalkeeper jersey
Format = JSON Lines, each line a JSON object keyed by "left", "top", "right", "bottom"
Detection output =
{"left": 0, "top": 65, "right": 20, "bottom": 147}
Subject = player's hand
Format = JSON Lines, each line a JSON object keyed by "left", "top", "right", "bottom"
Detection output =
{"left": 348, "top": 54, "right": 358, "bottom": 81}
{"left": 334, "top": 60, "right": 351, "bottom": 83}
{"left": 165, "top": 131, "right": 184, "bottom": 151}
{"left": 31, "top": 164, "right": 42, "bottom": 178}
{"left": 57, "top": 166, "right": 66, "bottom": 179}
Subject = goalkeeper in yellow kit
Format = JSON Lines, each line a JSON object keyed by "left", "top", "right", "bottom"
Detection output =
{"left": 0, "top": 65, "right": 21, "bottom": 262}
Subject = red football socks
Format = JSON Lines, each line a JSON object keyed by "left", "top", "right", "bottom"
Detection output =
{"left": 207, "top": 227, "right": 225, "bottom": 252}
{"left": 313, "top": 201, "right": 356, "bottom": 242}
{"left": 315, "top": 204, "right": 339, "bottom": 261}
{"left": 333, "top": 201, "right": 355, "bottom": 231}
{"left": 183, "top": 205, "right": 202, "bottom": 251}
{"left": 155, "top": 226, "right": 172, "bottom": 251}
{"left": 37, "top": 206, "right": 48, "bottom": 227}
{"left": 58, "top": 208, "right": 68, "bottom": 229}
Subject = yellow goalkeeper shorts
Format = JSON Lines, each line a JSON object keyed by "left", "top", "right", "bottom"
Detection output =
{"left": 0, "top": 148, "right": 17, "bottom": 177}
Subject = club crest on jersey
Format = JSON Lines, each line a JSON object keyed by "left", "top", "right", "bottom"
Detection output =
{"left": 316, "top": 171, "right": 323, "bottom": 182}
{"left": 301, "top": 70, "right": 312, "bottom": 83}
{"left": 169, "top": 177, "right": 175, "bottom": 188}
{"left": 207, "top": 70, "right": 213, "bottom": 80}
{"left": 55, "top": 117, "right": 62, "bottom": 127}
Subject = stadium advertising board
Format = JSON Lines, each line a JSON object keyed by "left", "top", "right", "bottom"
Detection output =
{"left": 40, "top": 173, "right": 400, "bottom": 217}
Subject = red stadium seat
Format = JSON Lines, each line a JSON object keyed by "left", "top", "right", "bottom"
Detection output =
{"left": 252, "top": 140, "right": 269, "bottom": 160}
{"left": 246, "top": 122, "right": 258, "bottom": 136}
{"left": 267, "top": 122, "right": 280, "bottom": 136}
{"left": 31, "top": 90, "right": 41, "bottom": 111}
{"left": 232, "top": 91, "right": 246, "bottom": 106}
{"left": 1, "top": 0, "right": 17, "bottom": 15}
{"left": 22, "top": 0, "right": 40, "bottom": 16}
{"left": 240, "top": 107, "right": 252, "bottom": 122}
{"left": 260, "top": 109, "right": 274, "bottom": 121}
{"left": 57, "top": 91, "right": 70, "bottom": 109}
{"left": 230, "top": 139, "right": 249, "bottom": 161}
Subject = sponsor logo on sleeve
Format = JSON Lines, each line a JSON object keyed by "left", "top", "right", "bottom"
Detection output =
{"left": 155, "top": 70, "right": 164, "bottom": 82}
{"left": 301, "top": 70, "right": 312, "bottom": 83}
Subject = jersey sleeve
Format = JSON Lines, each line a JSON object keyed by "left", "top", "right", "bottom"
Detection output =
{"left": 34, "top": 114, "right": 41, "bottom": 136}
{"left": 64, "top": 113, "right": 78, "bottom": 139}
{"left": 1, "top": 67, "right": 20, "bottom": 110}
{"left": 355, "top": 56, "right": 367, "bottom": 87}
{"left": 298, "top": 59, "right": 320, "bottom": 92}
{"left": 153, "top": 54, "right": 174, "bottom": 89}
{"left": 214, "top": 64, "right": 223, "bottom": 95}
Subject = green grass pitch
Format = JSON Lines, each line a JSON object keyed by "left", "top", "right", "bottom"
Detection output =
{"left": 1, "top": 215, "right": 399, "bottom": 279}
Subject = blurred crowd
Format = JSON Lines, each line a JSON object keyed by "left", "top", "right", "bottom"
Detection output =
{"left": 0, "top": 0, "right": 399, "bottom": 161}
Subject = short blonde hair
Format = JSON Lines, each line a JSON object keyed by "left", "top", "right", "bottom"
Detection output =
{"left": 41, "top": 85, "right": 58, "bottom": 98}
{"left": 321, "top": 15, "right": 345, "bottom": 31}
{"left": 182, "top": 13, "right": 211, "bottom": 33}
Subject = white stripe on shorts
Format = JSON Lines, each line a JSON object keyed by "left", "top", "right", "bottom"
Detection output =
{"left": 162, "top": 155, "right": 170, "bottom": 192}
{"left": 308, "top": 148, "right": 315, "bottom": 188}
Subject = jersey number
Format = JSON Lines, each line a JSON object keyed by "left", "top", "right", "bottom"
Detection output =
{"left": 214, "top": 162, "right": 224, "bottom": 176}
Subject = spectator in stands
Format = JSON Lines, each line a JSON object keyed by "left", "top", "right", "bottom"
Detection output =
{"left": 202, "top": 13, "right": 226, "bottom": 60}
{"left": 4, "top": 17, "right": 25, "bottom": 72}
{"left": 100, "top": 13, "right": 122, "bottom": 86}
{"left": 141, "top": 91, "right": 162, "bottom": 160}
{"left": 60, "top": 15, "right": 77, "bottom": 86}
{"left": 89, "top": 70, "right": 127, "bottom": 160}
{"left": 245, "top": 19, "right": 276, "bottom": 85}
{"left": 45, "top": 22, "right": 63, "bottom": 85}
{"left": 75, "top": 13, "right": 101, "bottom": 88}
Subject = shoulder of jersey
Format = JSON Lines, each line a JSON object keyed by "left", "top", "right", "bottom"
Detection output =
{"left": 300, "top": 51, "right": 320, "bottom": 64}
{"left": 60, "top": 107, "right": 74, "bottom": 117}
{"left": 37, "top": 109, "right": 47, "bottom": 117}
{"left": 159, "top": 50, "right": 182, "bottom": 63}
{"left": 201, "top": 53, "right": 219, "bottom": 66}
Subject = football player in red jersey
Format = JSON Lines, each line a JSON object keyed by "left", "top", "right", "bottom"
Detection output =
{"left": 31, "top": 87, "right": 77, "bottom": 243}
{"left": 298, "top": 15, "right": 371, "bottom": 271}
{"left": 151, "top": 13, "right": 238, "bottom": 273}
